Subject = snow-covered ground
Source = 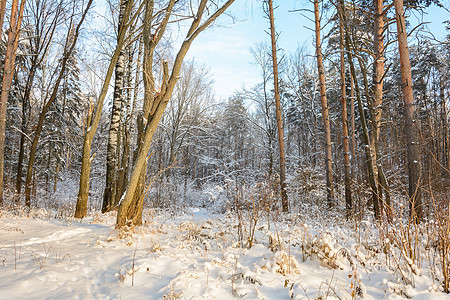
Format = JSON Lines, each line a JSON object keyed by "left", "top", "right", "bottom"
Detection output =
{"left": 0, "top": 207, "right": 448, "bottom": 299}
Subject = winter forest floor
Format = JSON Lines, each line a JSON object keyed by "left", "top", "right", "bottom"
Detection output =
{"left": 0, "top": 198, "right": 449, "bottom": 299}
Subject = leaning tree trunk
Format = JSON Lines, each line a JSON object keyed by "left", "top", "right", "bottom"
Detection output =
{"left": 116, "top": 0, "right": 236, "bottom": 228}
{"left": 394, "top": 0, "right": 422, "bottom": 221}
{"left": 25, "top": 0, "right": 93, "bottom": 207}
{"left": 74, "top": 0, "right": 135, "bottom": 219}
{"left": 314, "top": 0, "right": 334, "bottom": 206}
{"left": 0, "top": 0, "right": 26, "bottom": 205}
{"left": 267, "top": 0, "right": 288, "bottom": 212}
{"left": 102, "top": 0, "right": 127, "bottom": 213}
{"left": 338, "top": 1, "right": 352, "bottom": 214}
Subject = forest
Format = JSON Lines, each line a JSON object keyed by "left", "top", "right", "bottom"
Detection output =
{"left": 0, "top": 0, "right": 449, "bottom": 298}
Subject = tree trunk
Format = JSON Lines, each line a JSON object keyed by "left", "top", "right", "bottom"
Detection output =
{"left": 267, "top": 0, "right": 288, "bottom": 212}
{"left": 0, "top": 0, "right": 25, "bottom": 205}
{"left": 102, "top": 0, "right": 127, "bottom": 213}
{"left": 74, "top": 0, "right": 135, "bottom": 218}
{"left": 15, "top": 61, "right": 38, "bottom": 202}
{"left": 25, "top": 0, "right": 93, "bottom": 207}
{"left": 394, "top": 0, "right": 422, "bottom": 220}
{"left": 338, "top": 1, "right": 352, "bottom": 214}
{"left": 314, "top": 0, "right": 334, "bottom": 206}
{"left": 372, "top": 0, "right": 391, "bottom": 217}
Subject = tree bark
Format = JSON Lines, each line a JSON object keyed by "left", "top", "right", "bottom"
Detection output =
{"left": 314, "top": 0, "right": 334, "bottom": 206}
{"left": 267, "top": 0, "right": 288, "bottom": 212}
{"left": 338, "top": 1, "right": 352, "bottom": 214}
{"left": 394, "top": 0, "right": 422, "bottom": 220}
{"left": 372, "top": 0, "right": 391, "bottom": 217}
{"left": 102, "top": 0, "right": 128, "bottom": 213}
{"left": 0, "top": 0, "right": 26, "bottom": 205}
{"left": 0, "top": 0, "right": 7, "bottom": 39}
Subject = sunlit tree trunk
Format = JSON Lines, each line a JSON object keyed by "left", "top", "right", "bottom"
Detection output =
{"left": 0, "top": 0, "right": 6, "bottom": 39}
{"left": 372, "top": 0, "right": 390, "bottom": 217}
{"left": 0, "top": 0, "right": 26, "bottom": 205}
{"left": 314, "top": 0, "right": 334, "bottom": 205}
{"left": 338, "top": 1, "right": 352, "bottom": 214}
{"left": 394, "top": 0, "right": 422, "bottom": 220}
{"left": 267, "top": 0, "right": 288, "bottom": 212}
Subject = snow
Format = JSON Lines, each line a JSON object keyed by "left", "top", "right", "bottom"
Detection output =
{"left": 0, "top": 208, "right": 449, "bottom": 299}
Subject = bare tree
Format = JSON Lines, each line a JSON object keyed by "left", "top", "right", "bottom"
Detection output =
{"left": 116, "top": 0, "right": 236, "bottom": 228}
{"left": 23, "top": 0, "right": 93, "bottom": 207}
{"left": 15, "top": 0, "right": 63, "bottom": 202}
{"left": 264, "top": 0, "right": 288, "bottom": 212}
{"left": 314, "top": 0, "right": 334, "bottom": 205}
{"left": 393, "top": 0, "right": 422, "bottom": 220}
{"left": 74, "top": 0, "right": 138, "bottom": 218}
{"left": 337, "top": 0, "right": 352, "bottom": 214}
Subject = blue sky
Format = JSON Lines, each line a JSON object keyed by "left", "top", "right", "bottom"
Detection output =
{"left": 186, "top": 0, "right": 450, "bottom": 100}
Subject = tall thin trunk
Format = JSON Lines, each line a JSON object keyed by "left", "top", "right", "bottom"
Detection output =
{"left": 267, "top": 0, "right": 288, "bottom": 212}
{"left": 0, "top": 0, "right": 26, "bottom": 205}
{"left": 15, "top": 61, "right": 38, "bottom": 202}
{"left": 350, "top": 68, "right": 357, "bottom": 176}
{"left": 372, "top": 0, "right": 391, "bottom": 216}
{"left": 102, "top": 0, "right": 127, "bottom": 213}
{"left": 25, "top": 0, "right": 93, "bottom": 207}
{"left": 441, "top": 75, "right": 449, "bottom": 175}
{"left": 314, "top": 0, "right": 334, "bottom": 205}
{"left": 338, "top": 1, "right": 352, "bottom": 214}
{"left": 394, "top": 0, "right": 422, "bottom": 220}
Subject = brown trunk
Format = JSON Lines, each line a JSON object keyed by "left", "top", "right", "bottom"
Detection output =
{"left": 0, "top": 0, "right": 7, "bottom": 39}
{"left": 394, "top": 0, "right": 422, "bottom": 220}
{"left": 338, "top": 1, "right": 352, "bottom": 213}
{"left": 25, "top": 0, "right": 93, "bottom": 207}
{"left": 350, "top": 68, "right": 357, "bottom": 175}
{"left": 267, "top": 0, "right": 288, "bottom": 212}
{"left": 314, "top": 0, "right": 334, "bottom": 205}
{"left": 0, "top": 0, "right": 26, "bottom": 205}
{"left": 441, "top": 76, "right": 449, "bottom": 175}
